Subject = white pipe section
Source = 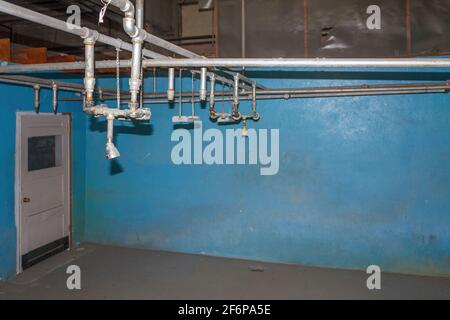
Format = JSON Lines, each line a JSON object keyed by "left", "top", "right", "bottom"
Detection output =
{"left": 199, "top": 67, "right": 208, "bottom": 102}
{"left": 135, "top": 0, "right": 144, "bottom": 29}
{"left": 141, "top": 58, "right": 450, "bottom": 69}
{"left": 52, "top": 82, "right": 58, "bottom": 114}
{"left": 167, "top": 68, "right": 175, "bottom": 101}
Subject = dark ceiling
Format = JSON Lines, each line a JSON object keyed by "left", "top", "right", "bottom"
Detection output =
{"left": 0, "top": 0, "right": 181, "bottom": 57}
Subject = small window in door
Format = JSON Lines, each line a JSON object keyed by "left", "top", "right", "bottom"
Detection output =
{"left": 28, "top": 135, "right": 62, "bottom": 171}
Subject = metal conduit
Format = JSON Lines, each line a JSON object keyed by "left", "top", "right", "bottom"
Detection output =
{"left": 140, "top": 58, "right": 450, "bottom": 69}
{"left": 56, "top": 81, "right": 450, "bottom": 103}
{"left": 2, "top": 57, "right": 450, "bottom": 75}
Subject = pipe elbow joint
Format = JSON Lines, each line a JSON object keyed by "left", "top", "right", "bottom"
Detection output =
{"left": 122, "top": 1, "right": 135, "bottom": 18}
{"left": 123, "top": 17, "right": 138, "bottom": 37}
{"left": 123, "top": 18, "right": 146, "bottom": 40}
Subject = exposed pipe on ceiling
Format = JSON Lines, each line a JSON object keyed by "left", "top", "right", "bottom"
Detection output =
{"left": 0, "top": 0, "right": 242, "bottom": 89}
{"left": 1, "top": 57, "right": 450, "bottom": 75}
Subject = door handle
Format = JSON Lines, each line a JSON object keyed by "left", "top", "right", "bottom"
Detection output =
{"left": 23, "top": 197, "right": 31, "bottom": 203}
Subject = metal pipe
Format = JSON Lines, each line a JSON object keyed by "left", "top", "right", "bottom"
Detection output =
{"left": 132, "top": 88, "right": 449, "bottom": 105}
{"left": 0, "top": 60, "right": 132, "bottom": 74}
{"left": 136, "top": 0, "right": 144, "bottom": 29}
{"left": 0, "top": 75, "right": 88, "bottom": 92}
{"left": 209, "top": 74, "right": 217, "bottom": 118}
{"left": 58, "top": 81, "right": 450, "bottom": 103}
{"left": 33, "top": 85, "right": 40, "bottom": 114}
{"left": 167, "top": 68, "right": 175, "bottom": 101}
{"left": 199, "top": 67, "right": 208, "bottom": 102}
{"left": 105, "top": 114, "right": 120, "bottom": 160}
{"left": 232, "top": 74, "right": 241, "bottom": 120}
{"left": 83, "top": 30, "right": 99, "bottom": 106}
{"left": 140, "top": 58, "right": 450, "bottom": 69}
{"left": 104, "top": 0, "right": 263, "bottom": 90}
{"left": 57, "top": 81, "right": 450, "bottom": 102}
{"left": 108, "top": 0, "right": 146, "bottom": 111}
{"left": 129, "top": 37, "right": 144, "bottom": 110}
{"left": 3, "top": 57, "right": 450, "bottom": 75}
{"left": 52, "top": 82, "right": 58, "bottom": 114}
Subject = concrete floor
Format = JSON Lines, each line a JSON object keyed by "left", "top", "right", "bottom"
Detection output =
{"left": 0, "top": 243, "right": 449, "bottom": 299}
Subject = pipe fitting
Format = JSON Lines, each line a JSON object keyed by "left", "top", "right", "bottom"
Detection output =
{"left": 81, "top": 28, "right": 99, "bottom": 44}
{"left": 123, "top": 17, "right": 139, "bottom": 38}
{"left": 84, "top": 104, "right": 151, "bottom": 121}
{"left": 109, "top": 0, "right": 135, "bottom": 18}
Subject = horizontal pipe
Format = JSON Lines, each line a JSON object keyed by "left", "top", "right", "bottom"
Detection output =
{"left": 57, "top": 81, "right": 450, "bottom": 103}
{"left": 3, "top": 57, "right": 450, "bottom": 75}
{"left": 0, "top": 75, "right": 124, "bottom": 97}
{"left": 142, "top": 58, "right": 450, "bottom": 69}
{"left": 141, "top": 89, "right": 448, "bottom": 104}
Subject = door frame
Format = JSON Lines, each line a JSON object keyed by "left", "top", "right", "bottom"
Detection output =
{"left": 14, "top": 112, "right": 72, "bottom": 274}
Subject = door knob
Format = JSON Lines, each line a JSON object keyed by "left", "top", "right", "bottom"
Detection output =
{"left": 23, "top": 197, "right": 31, "bottom": 203}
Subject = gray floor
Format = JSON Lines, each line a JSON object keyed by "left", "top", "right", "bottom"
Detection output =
{"left": 0, "top": 243, "right": 449, "bottom": 299}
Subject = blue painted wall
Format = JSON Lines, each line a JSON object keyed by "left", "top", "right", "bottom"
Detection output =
{"left": 0, "top": 76, "right": 85, "bottom": 280}
{"left": 2, "top": 66, "right": 449, "bottom": 279}
{"left": 83, "top": 68, "right": 450, "bottom": 277}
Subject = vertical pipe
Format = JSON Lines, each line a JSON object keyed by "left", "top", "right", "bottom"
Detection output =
{"left": 83, "top": 31, "right": 98, "bottom": 106}
{"left": 199, "top": 67, "right": 208, "bottom": 102}
{"left": 136, "top": 0, "right": 144, "bottom": 29}
{"left": 232, "top": 74, "right": 240, "bottom": 120}
{"left": 127, "top": 0, "right": 144, "bottom": 111}
{"left": 136, "top": 0, "right": 145, "bottom": 110}
{"left": 52, "top": 82, "right": 58, "bottom": 114}
{"left": 105, "top": 114, "right": 120, "bottom": 160}
{"left": 209, "top": 74, "right": 217, "bottom": 118}
{"left": 107, "top": 115, "right": 114, "bottom": 144}
{"left": 241, "top": 0, "right": 246, "bottom": 58}
{"left": 167, "top": 67, "right": 175, "bottom": 101}
{"left": 84, "top": 42, "right": 95, "bottom": 103}
{"left": 33, "top": 85, "right": 40, "bottom": 114}
{"left": 129, "top": 37, "right": 143, "bottom": 110}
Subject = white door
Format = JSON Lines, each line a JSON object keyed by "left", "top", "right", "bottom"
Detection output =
{"left": 16, "top": 113, "right": 71, "bottom": 271}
